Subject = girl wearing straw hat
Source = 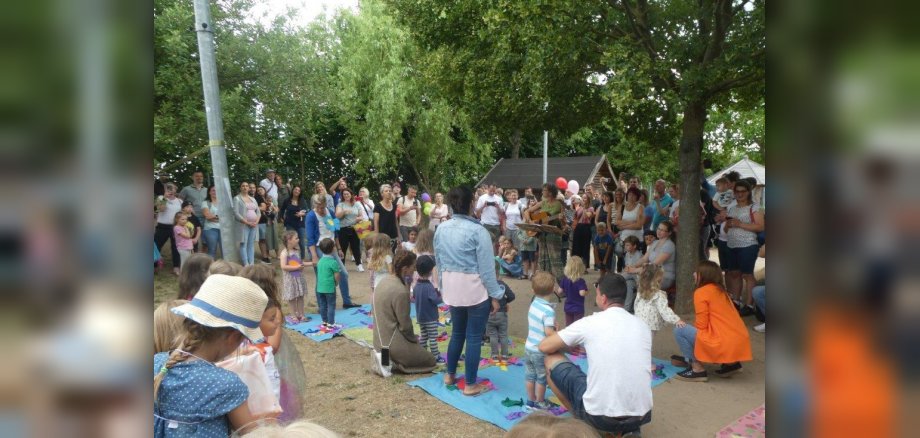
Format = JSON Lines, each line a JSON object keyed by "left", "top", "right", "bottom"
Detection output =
{"left": 154, "top": 274, "right": 274, "bottom": 437}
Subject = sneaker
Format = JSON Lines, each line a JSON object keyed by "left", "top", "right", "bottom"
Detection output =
{"left": 535, "top": 400, "right": 557, "bottom": 410}
{"left": 357, "top": 264, "right": 365, "bottom": 272}
{"left": 670, "top": 354, "right": 689, "bottom": 367}
{"left": 738, "top": 305, "right": 755, "bottom": 317}
{"left": 435, "top": 356, "right": 446, "bottom": 364}
{"left": 343, "top": 303, "right": 361, "bottom": 309}
{"left": 754, "top": 323, "right": 765, "bottom": 333}
{"left": 714, "top": 362, "right": 743, "bottom": 378}
{"left": 524, "top": 400, "right": 538, "bottom": 411}
{"left": 675, "top": 368, "right": 709, "bottom": 382}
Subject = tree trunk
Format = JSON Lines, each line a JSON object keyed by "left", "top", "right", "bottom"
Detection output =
{"left": 675, "top": 100, "right": 707, "bottom": 315}
{"left": 510, "top": 129, "right": 522, "bottom": 159}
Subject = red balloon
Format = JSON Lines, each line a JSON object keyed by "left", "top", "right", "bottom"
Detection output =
{"left": 555, "top": 177, "right": 567, "bottom": 190}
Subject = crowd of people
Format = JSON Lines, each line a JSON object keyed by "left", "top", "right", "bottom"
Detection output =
{"left": 153, "top": 167, "right": 764, "bottom": 437}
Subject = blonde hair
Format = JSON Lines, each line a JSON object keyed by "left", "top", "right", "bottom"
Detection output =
{"left": 366, "top": 233, "right": 392, "bottom": 272}
{"left": 281, "top": 230, "right": 299, "bottom": 251}
{"left": 414, "top": 228, "right": 434, "bottom": 254}
{"left": 638, "top": 263, "right": 664, "bottom": 301}
{"left": 242, "top": 419, "right": 340, "bottom": 438}
{"left": 208, "top": 260, "right": 240, "bottom": 276}
{"left": 153, "top": 300, "right": 188, "bottom": 354}
{"left": 531, "top": 271, "right": 556, "bottom": 296}
{"left": 563, "top": 255, "right": 586, "bottom": 282}
{"left": 504, "top": 412, "right": 601, "bottom": 438}
{"left": 173, "top": 211, "right": 187, "bottom": 225}
{"left": 154, "top": 319, "right": 240, "bottom": 401}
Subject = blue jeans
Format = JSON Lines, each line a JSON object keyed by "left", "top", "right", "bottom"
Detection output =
{"left": 286, "top": 226, "right": 307, "bottom": 260}
{"left": 550, "top": 361, "right": 651, "bottom": 434}
{"left": 447, "top": 298, "right": 492, "bottom": 385}
{"left": 202, "top": 228, "right": 221, "bottom": 259}
{"left": 673, "top": 324, "right": 698, "bottom": 363}
{"left": 524, "top": 350, "right": 547, "bottom": 385}
{"left": 240, "top": 226, "right": 257, "bottom": 265}
{"left": 311, "top": 250, "right": 353, "bottom": 306}
{"left": 316, "top": 292, "right": 336, "bottom": 324}
{"left": 753, "top": 285, "right": 766, "bottom": 316}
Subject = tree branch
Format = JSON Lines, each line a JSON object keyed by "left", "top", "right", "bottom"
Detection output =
{"left": 615, "top": 0, "right": 678, "bottom": 91}
{"left": 705, "top": 70, "right": 760, "bottom": 97}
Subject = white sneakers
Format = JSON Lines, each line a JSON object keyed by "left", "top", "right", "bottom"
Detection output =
{"left": 356, "top": 264, "right": 365, "bottom": 272}
{"left": 754, "top": 323, "right": 765, "bottom": 333}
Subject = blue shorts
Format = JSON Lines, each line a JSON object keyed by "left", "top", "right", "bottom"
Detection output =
{"left": 716, "top": 240, "right": 731, "bottom": 270}
{"left": 523, "top": 350, "right": 547, "bottom": 385}
{"left": 727, "top": 244, "right": 760, "bottom": 274}
{"left": 258, "top": 223, "right": 267, "bottom": 239}
{"left": 521, "top": 250, "right": 536, "bottom": 262}
{"left": 549, "top": 361, "right": 652, "bottom": 434}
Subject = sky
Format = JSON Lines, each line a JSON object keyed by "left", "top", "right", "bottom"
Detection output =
{"left": 247, "top": 0, "right": 359, "bottom": 27}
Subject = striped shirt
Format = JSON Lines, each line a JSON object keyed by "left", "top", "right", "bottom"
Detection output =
{"left": 526, "top": 297, "right": 556, "bottom": 352}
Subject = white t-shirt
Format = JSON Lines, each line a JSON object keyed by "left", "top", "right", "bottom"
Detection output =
{"left": 476, "top": 193, "right": 503, "bottom": 225}
{"left": 503, "top": 202, "right": 523, "bottom": 230}
{"left": 259, "top": 178, "right": 278, "bottom": 202}
{"left": 397, "top": 196, "right": 420, "bottom": 227}
{"left": 557, "top": 307, "right": 653, "bottom": 418}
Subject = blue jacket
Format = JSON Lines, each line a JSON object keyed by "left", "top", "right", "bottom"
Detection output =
{"left": 433, "top": 214, "right": 504, "bottom": 300}
{"left": 305, "top": 207, "right": 336, "bottom": 248}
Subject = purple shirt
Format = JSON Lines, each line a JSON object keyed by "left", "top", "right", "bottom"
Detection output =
{"left": 561, "top": 277, "right": 588, "bottom": 314}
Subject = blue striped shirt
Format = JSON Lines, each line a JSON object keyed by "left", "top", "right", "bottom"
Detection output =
{"left": 526, "top": 297, "right": 556, "bottom": 352}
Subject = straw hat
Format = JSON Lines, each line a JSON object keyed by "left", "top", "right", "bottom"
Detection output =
{"left": 171, "top": 274, "right": 268, "bottom": 342}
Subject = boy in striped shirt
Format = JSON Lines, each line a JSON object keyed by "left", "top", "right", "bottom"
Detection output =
{"left": 524, "top": 271, "right": 559, "bottom": 410}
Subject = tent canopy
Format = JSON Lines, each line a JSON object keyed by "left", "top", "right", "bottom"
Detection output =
{"left": 707, "top": 157, "right": 765, "bottom": 185}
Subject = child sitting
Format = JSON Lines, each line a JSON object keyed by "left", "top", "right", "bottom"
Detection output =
{"left": 524, "top": 271, "right": 558, "bottom": 411}
{"left": 620, "top": 235, "right": 643, "bottom": 312}
{"left": 593, "top": 222, "right": 615, "bottom": 279}
{"left": 400, "top": 227, "right": 418, "bottom": 252}
{"left": 641, "top": 230, "right": 656, "bottom": 255}
{"left": 315, "top": 238, "right": 341, "bottom": 328}
{"left": 413, "top": 255, "right": 444, "bottom": 363}
{"left": 496, "top": 235, "right": 524, "bottom": 278}
{"left": 633, "top": 264, "right": 684, "bottom": 371}
{"left": 155, "top": 274, "right": 271, "bottom": 436}
{"left": 558, "top": 256, "right": 588, "bottom": 327}
{"left": 486, "top": 262, "right": 516, "bottom": 362}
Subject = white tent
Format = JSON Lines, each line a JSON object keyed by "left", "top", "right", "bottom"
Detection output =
{"left": 707, "top": 157, "right": 765, "bottom": 186}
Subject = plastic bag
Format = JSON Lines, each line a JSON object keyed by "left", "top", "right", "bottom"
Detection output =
{"left": 218, "top": 352, "right": 283, "bottom": 417}
{"left": 370, "top": 348, "right": 392, "bottom": 378}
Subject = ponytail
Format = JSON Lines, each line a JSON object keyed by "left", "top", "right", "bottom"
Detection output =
{"left": 154, "top": 320, "right": 237, "bottom": 401}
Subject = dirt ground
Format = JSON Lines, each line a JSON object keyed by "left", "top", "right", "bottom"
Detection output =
{"left": 153, "top": 248, "right": 765, "bottom": 437}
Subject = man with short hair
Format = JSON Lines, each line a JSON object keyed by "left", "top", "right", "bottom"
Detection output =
{"left": 651, "top": 179, "right": 674, "bottom": 231}
{"left": 397, "top": 185, "right": 421, "bottom": 242}
{"left": 628, "top": 176, "right": 640, "bottom": 189}
{"left": 475, "top": 184, "right": 504, "bottom": 254}
{"left": 179, "top": 170, "right": 208, "bottom": 251}
{"left": 539, "top": 274, "right": 652, "bottom": 435}
{"left": 259, "top": 169, "right": 278, "bottom": 203}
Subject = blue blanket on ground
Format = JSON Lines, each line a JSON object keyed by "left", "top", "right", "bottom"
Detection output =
{"left": 285, "top": 305, "right": 374, "bottom": 342}
{"left": 407, "top": 356, "right": 682, "bottom": 430}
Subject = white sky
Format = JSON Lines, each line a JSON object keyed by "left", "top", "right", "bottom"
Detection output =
{"left": 248, "top": 0, "right": 359, "bottom": 27}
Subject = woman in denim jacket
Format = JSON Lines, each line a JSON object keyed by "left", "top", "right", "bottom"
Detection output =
{"left": 434, "top": 186, "right": 506, "bottom": 396}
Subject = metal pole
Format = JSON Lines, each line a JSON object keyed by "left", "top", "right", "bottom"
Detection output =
{"left": 543, "top": 130, "right": 548, "bottom": 184}
{"left": 193, "top": 0, "right": 239, "bottom": 262}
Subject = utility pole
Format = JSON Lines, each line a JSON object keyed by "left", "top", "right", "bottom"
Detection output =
{"left": 543, "top": 102, "right": 549, "bottom": 184}
{"left": 193, "top": 0, "right": 239, "bottom": 262}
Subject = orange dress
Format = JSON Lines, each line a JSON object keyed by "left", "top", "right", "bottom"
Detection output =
{"left": 693, "top": 283, "right": 752, "bottom": 363}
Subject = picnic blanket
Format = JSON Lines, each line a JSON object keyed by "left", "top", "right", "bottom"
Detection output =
{"left": 716, "top": 404, "right": 765, "bottom": 438}
{"left": 285, "top": 305, "right": 374, "bottom": 342}
{"left": 407, "top": 356, "right": 682, "bottom": 430}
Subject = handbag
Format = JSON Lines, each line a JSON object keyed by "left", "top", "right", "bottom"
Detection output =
{"left": 370, "top": 290, "right": 398, "bottom": 378}
{"left": 355, "top": 219, "right": 374, "bottom": 240}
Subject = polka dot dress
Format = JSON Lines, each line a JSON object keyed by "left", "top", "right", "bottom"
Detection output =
{"left": 154, "top": 352, "right": 248, "bottom": 437}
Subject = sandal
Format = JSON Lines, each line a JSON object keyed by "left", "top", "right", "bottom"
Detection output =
{"left": 299, "top": 316, "right": 312, "bottom": 323}
{"left": 462, "top": 383, "right": 492, "bottom": 397}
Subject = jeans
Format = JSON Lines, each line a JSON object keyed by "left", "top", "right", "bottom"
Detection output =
{"left": 624, "top": 276, "right": 637, "bottom": 313}
{"left": 446, "top": 298, "right": 492, "bottom": 385}
{"left": 312, "top": 251, "right": 353, "bottom": 306}
{"left": 550, "top": 361, "right": 651, "bottom": 434}
{"left": 523, "top": 350, "right": 547, "bottom": 385}
{"left": 240, "top": 225, "right": 257, "bottom": 265}
{"left": 202, "top": 228, "right": 221, "bottom": 259}
{"left": 486, "top": 312, "right": 509, "bottom": 357}
{"left": 154, "top": 224, "right": 180, "bottom": 268}
{"left": 673, "top": 324, "right": 698, "bottom": 363}
{"left": 753, "top": 285, "right": 766, "bottom": 316}
{"left": 286, "top": 226, "right": 307, "bottom": 260}
{"left": 316, "top": 292, "right": 336, "bottom": 324}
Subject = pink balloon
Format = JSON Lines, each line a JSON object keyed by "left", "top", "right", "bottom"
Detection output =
{"left": 555, "top": 177, "right": 567, "bottom": 190}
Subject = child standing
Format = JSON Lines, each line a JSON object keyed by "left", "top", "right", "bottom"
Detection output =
{"left": 516, "top": 222, "right": 538, "bottom": 279}
{"left": 486, "top": 265, "right": 516, "bottom": 362}
{"left": 154, "top": 274, "right": 269, "bottom": 437}
{"left": 315, "top": 238, "right": 341, "bottom": 328}
{"left": 559, "top": 256, "right": 588, "bottom": 326}
{"left": 593, "top": 222, "right": 615, "bottom": 279}
{"left": 413, "top": 255, "right": 444, "bottom": 363}
{"left": 621, "top": 235, "right": 643, "bottom": 312}
{"left": 181, "top": 200, "right": 203, "bottom": 252}
{"left": 400, "top": 227, "right": 418, "bottom": 252}
{"left": 633, "top": 264, "right": 684, "bottom": 371}
{"left": 279, "top": 230, "right": 312, "bottom": 323}
{"left": 524, "top": 272, "right": 558, "bottom": 411}
{"left": 496, "top": 235, "right": 524, "bottom": 278}
{"left": 173, "top": 212, "right": 196, "bottom": 267}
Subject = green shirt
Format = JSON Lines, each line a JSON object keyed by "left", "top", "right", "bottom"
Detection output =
{"left": 316, "top": 255, "right": 340, "bottom": 293}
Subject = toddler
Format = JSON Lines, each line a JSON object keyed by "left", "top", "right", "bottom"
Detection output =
{"left": 633, "top": 264, "right": 684, "bottom": 371}
{"left": 524, "top": 271, "right": 558, "bottom": 411}
{"left": 620, "top": 235, "right": 643, "bottom": 312}
{"left": 712, "top": 177, "right": 735, "bottom": 211}
{"left": 558, "top": 256, "right": 588, "bottom": 326}
{"left": 172, "top": 212, "right": 197, "bottom": 267}
{"left": 279, "top": 230, "right": 312, "bottom": 323}
{"left": 181, "top": 200, "right": 203, "bottom": 251}
{"left": 593, "top": 222, "right": 614, "bottom": 278}
{"left": 315, "top": 238, "right": 341, "bottom": 328}
{"left": 486, "top": 263, "right": 516, "bottom": 362}
{"left": 413, "top": 255, "right": 444, "bottom": 362}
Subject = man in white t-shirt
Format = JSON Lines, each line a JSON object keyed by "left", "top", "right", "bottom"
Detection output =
{"left": 397, "top": 185, "right": 421, "bottom": 242}
{"left": 259, "top": 169, "right": 278, "bottom": 202}
{"left": 475, "top": 183, "right": 503, "bottom": 253}
{"left": 539, "top": 274, "right": 653, "bottom": 435}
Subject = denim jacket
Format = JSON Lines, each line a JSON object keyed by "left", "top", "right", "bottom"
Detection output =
{"left": 433, "top": 215, "right": 503, "bottom": 306}
{"left": 305, "top": 207, "right": 336, "bottom": 248}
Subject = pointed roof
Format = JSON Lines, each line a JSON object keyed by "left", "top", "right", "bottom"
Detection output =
{"left": 477, "top": 155, "right": 615, "bottom": 190}
{"left": 707, "top": 157, "right": 765, "bottom": 185}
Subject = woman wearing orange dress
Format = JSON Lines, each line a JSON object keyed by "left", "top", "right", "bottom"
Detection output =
{"left": 672, "top": 260, "right": 752, "bottom": 381}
